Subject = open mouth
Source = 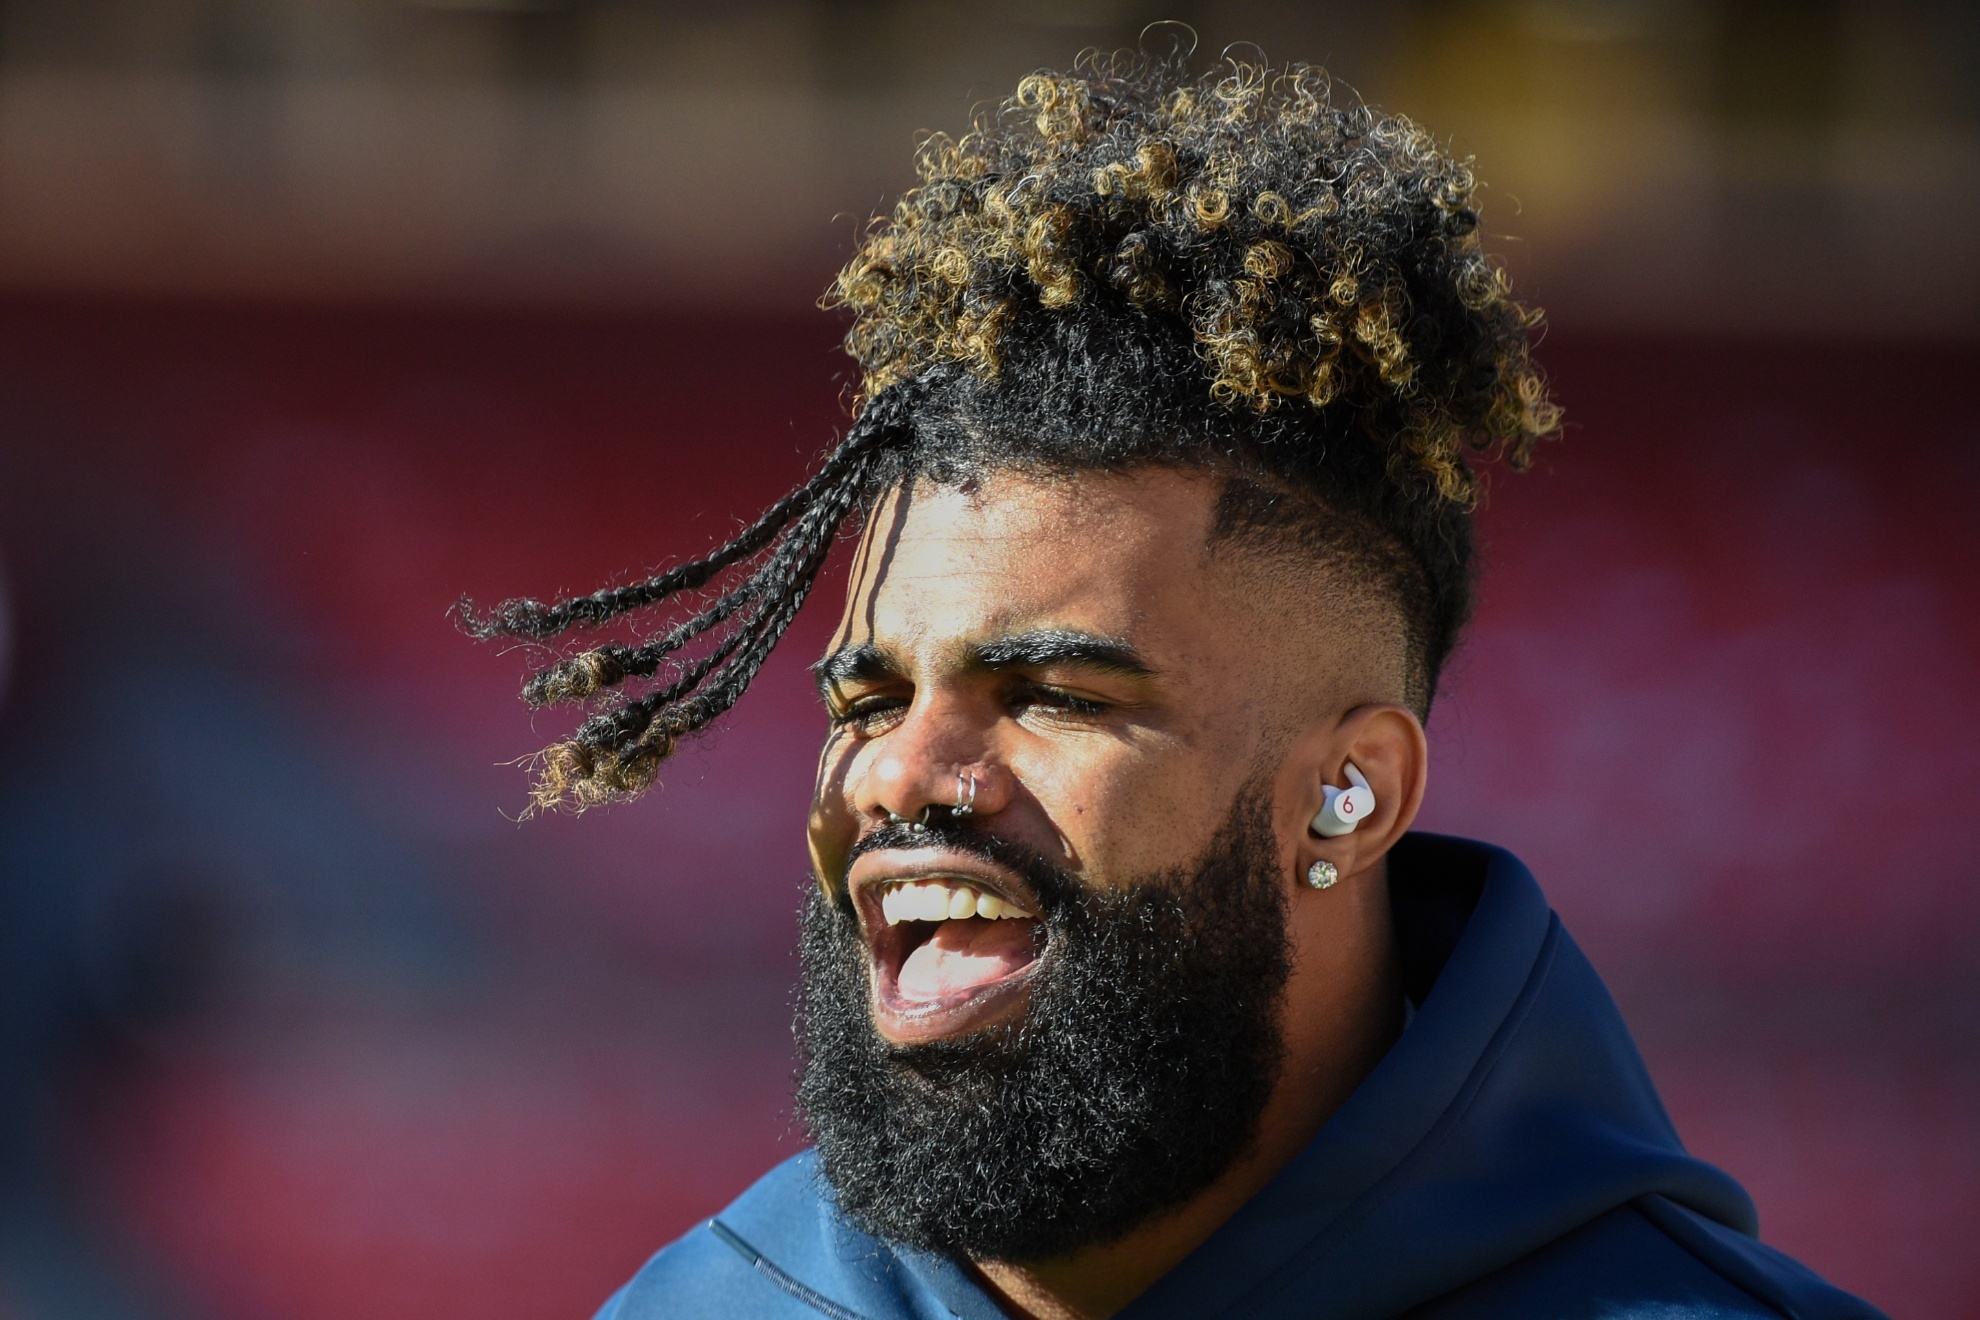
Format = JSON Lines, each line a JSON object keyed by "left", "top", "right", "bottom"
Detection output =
{"left": 862, "top": 876, "right": 1044, "bottom": 1043}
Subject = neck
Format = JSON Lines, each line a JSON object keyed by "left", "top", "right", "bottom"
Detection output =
{"left": 972, "top": 863, "right": 1403, "bottom": 1319}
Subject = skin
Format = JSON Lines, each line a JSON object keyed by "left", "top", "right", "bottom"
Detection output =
{"left": 806, "top": 466, "right": 1430, "bottom": 1320}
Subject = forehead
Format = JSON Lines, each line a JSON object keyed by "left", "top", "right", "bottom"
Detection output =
{"left": 834, "top": 467, "right": 1227, "bottom": 655}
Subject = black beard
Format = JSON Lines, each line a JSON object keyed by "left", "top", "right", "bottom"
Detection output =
{"left": 794, "top": 786, "right": 1291, "bottom": 1263}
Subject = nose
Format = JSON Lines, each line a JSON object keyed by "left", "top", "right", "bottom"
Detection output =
{"left": 852, "top": 710, "right": 1014, "bottom": 827}
{"left": 865, "top": 759, "right": 1013, "bottom": 826}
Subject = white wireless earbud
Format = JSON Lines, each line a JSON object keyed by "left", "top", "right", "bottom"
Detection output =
{"left": 1310, "top": 761, "right": 1376, "bottom": 837}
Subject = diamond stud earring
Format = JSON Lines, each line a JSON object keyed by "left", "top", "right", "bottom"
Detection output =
{"left": 1306, "top": 860, "right": 1339, "bottom": 890}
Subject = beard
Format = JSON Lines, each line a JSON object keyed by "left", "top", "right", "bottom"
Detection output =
{"left": 794, "top": 784, "right": 1292, "bottom": 1263}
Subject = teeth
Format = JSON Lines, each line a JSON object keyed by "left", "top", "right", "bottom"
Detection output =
{"left": 878, "top": 880, "right": 1032, "bottom": 925}
{"left": 916, "top": 884, "right": 949, "bottom": 922}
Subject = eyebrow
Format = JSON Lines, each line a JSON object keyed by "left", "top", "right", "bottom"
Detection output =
{"left": 812, "top": 641, "right": 895, "bottom": 694}
{"left": 969, "top": 628, "right": 1155, "bottom": 678}
{"left": 812, "top": 628, "right": 1155, "bottom": 699}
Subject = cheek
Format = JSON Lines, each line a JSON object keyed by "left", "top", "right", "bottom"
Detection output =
{"left": 807, "top": 736, "right": 864, "bottom": 878}
{"left": 812, "top": 732, "right": 859, "bottom": 806}
{"left": 1019, "top": 737, "right": 1237, "bottom": 881}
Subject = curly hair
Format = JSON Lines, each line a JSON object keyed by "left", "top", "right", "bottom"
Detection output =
{"left": 459, "top": 50, "right": 1560, "bottom": 814}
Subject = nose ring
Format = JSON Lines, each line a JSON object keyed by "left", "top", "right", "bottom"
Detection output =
{"left": 886, "top": 806, "right": 934, "bottom": 830}
{"left": 883, "top": 772, "right": 976, "bottom": 829}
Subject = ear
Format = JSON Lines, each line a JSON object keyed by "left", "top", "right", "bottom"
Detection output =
{"left": 1278, "top": 703, "right": 1429, "bottom": 892}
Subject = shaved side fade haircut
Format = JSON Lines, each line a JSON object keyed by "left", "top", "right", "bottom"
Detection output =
{"left": 458, "top": 49, "right": 1561, "bottom": 814}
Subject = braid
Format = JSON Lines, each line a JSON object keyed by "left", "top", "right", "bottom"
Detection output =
{"left": 452, "top": 402, "right": 901, "bottom": 643}
{"left": 520, "top": 566, "right": 768, "bottom": 706}
{"left": 465, "top": 384, "right": 917, "bottom": 814}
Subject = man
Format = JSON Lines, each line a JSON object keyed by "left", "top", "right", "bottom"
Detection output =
{"left": 464, "top": 54, "right": 1882, "bottom": 1320}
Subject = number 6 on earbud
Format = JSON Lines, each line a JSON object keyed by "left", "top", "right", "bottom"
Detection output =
{"left": 1311, "top": 761, "right": 1376, "bottom": 837}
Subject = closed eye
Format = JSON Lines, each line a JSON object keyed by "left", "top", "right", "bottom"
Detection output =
{"left": 1014, "top": 683, "right": 1111, "bottom": 718}
{"left": 829, "top": 693, "right": 910, "bottom": 735}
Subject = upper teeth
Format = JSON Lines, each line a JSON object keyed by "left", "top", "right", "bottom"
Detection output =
{"left": 880, "top": 881, "right": 1032, "bottom": 926}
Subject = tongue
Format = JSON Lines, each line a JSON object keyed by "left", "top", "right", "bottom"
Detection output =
{"left": 896, "top": 918, "right": 1036, "bottom": 1001}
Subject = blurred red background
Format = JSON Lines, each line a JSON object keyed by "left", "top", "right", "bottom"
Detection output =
{"left": 1, "top": 297, "right": 1973, "bottom": 1320}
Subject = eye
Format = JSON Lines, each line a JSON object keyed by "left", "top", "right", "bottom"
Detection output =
{"left": 1014, "top": 682, "right": 1110, "bottom": 719}
{"left": 830, "top": 693, "right": 909, "bottom": 735}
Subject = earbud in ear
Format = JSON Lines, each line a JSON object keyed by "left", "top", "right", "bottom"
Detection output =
{"left": 1311, "top": 761, "right": 1376, "bottom": 837}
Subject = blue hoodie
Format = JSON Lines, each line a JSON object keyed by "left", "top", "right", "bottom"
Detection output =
{"left": 596, "top": 835, "right": 1885, "bottom": 1319}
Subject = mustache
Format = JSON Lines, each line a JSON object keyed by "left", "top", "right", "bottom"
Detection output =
{"left": 841, "top": 819, "right": 1082, "bottom": 916}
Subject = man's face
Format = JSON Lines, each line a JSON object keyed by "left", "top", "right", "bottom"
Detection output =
{"left": 796, "top": 466, "right": 1379, "bottom": 1258}
{"left": 808, "top": 466, "right": 1304, "bottom": 1046}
